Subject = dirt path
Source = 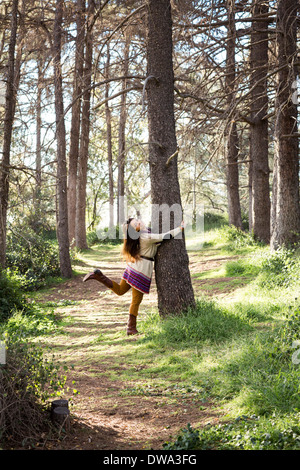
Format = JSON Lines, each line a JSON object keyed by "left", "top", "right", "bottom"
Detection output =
{"left": 37, "top": 250, "right": 239, "bottom": 450}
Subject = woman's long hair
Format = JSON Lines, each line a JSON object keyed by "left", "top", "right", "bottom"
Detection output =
{"left": 122, "top": 218, "right": 141, "bottom": 262}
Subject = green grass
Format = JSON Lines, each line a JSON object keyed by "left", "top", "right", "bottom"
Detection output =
{"left": 0, "top": 302, "right": 64, "bottom": 337}
{"left": 75, "top": 243, "right": 122, "bottom": 263}
{"left": 142, "top": 297, "right": 253, "bottom": 346}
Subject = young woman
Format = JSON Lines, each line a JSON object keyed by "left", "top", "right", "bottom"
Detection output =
{"left": 83, "top": 217, "right": 184, "bottom": 335}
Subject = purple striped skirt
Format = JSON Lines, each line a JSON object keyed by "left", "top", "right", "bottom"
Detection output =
{"left": 122, "top": 265, "right": 151, "bottom": 294}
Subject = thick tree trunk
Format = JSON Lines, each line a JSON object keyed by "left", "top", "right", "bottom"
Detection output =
{"left": 0, "top": 0, "right": 18, "bottom": 268}
{"left": 68, "top": 0, "right": 85, "bottom": 246}
{"left": 225, "top": 0, "right": 242, "bottom": 229}
{"left": 146, "top": 0, "right": 195, "bottom": 316}
{"left": 75, "top": 0, "right": 94, "bottom": 249}
{"left": 249, "top": 0, "right": 270, "bottom": 243}
{"left": 105, "top": 44, "right": 114, "bottom": 229}
{"left": 271, "top": 0, "right": 300, "bottom": 249}
{"left": 53, "top": 0, "right": 72, "bottom": 277}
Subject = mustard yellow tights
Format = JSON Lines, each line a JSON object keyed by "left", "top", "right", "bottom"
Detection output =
{"left": 111, "top": 279, "right": 143, "bottom": 317}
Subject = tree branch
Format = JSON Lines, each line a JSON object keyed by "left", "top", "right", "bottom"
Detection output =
{"left": 166, "top": 147, "right": 179, "bottom": 167}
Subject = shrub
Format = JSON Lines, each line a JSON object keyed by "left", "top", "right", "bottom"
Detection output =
{"left": 222, "top": 225, "right": 261, "bottom": 248}
{"left": 86, "top": 230, "right": 100, "bottom": 246}
{"left": 164, "top": 415, "right": 300, "bottom": 450}
{"left": 204, "top": 212, "right": 227, "bottom": 231}
{"left": 3, "top": 306, "right": 60, "bottom": 337}
{"left": 257, "top": 247, "right": 299, "bottom": 288}
{"left": 0, "top": 331, "right": 68, "bottom": 448}
{"left": 163, "top": 423, "right": 201, "bottom": 450}
{"left": 87, "top": 225, "right": 122, "bottom": 246}
{"left": 6, "top": 228, "right": 61, "bottom": 290}
{"left": 0, "top": 270, "right": 30, "bottom": 322}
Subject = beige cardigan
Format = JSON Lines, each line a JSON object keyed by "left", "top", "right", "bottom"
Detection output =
{"left": 122, "top": 226, "right": 182, "bottom": 293}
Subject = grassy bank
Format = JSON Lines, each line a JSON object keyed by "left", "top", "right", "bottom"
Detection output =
{"left": 159, "top": 227, "right": 300, "bottom": 449}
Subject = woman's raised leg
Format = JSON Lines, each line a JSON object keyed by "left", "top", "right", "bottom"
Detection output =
{"left": 111, "top": 279, "right": 131, "bottom": 296}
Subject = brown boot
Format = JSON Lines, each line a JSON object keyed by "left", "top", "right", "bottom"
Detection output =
{"left": 83, "top": 269, "right": 113, "bottom": 289}
{"left": 127, "top": 314, "right": 138, "bottom": 335}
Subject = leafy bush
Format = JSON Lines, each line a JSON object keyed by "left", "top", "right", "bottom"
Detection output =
{"left": 164, "top": 415, "right": 300, "bottom": 450}
{"left": 87, "top": 225, "right": 122, "bottom": 246}
{"left": 257, "top": 247, "right": 299, "bottom": 288}
{"left": 0, "top": 270, "right": 31, "bottom": 322}
{"left": 2, "top": 306, "right": 60, "bottom": 337}
{"left": 222, "top": 225, "right": 262, "bottom": 248}
{"left": 86, "top": 230, "right": 100, "bottom": 246}
{"left": 204, "top": 212, "right": 227, "bottom": 230}
{"left": 0, "top": 331, "right": 68, "bottom": 448}
{"left": 6, "top": 228, "right": 61, "bottom": 290}
{"left": 163, "top": 423, "right": 201, "bottom": 450}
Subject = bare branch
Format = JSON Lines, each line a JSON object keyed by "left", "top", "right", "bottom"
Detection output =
{"left": 166, "top": 147, "right": 179, "bottom": 167}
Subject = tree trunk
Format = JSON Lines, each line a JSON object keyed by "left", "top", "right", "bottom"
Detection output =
{"left": 117, "top": 34, "right": 130, "bottom": 227}
{"left": 0, "top": 0, "right": 18, "bottom": 268}
{"left": 270, "top": 142, "right": 278, "bottom": 237}
{"left": 68, "top": 0, "right": 85, "bottom": 247}
{"left": 75, "top": 0, "right": 94, "bottom": 250}
{"left": 270, "top": 0, "right": 300, "bottom": 249}
{"left": 105, "top": 43, "right": 114, "bottom": 229}
{"left": 53, "top": 0, "right": 72, "bottom": 277}
{"left": 146, "top": 0, "right": 195, "bottom": 316}
{"left": 225, "top": 0, "right": 242, "bottom": 229}
{"left": 226, "top": 122, "right": 242, "bottom": 228}
{"left": 36, "top": 58, "right": 42, "bottom": 194}
{"left": 249, "top": 0, "right": 270, "bottom": 243}
{"left": 248, "top": 159, "right": 253, "bottom": 232}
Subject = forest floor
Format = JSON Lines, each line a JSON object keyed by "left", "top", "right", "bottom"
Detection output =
{"left": 34, "top": 243, "right": 250, "bottom": 451}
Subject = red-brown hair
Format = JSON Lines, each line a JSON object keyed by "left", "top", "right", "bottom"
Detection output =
{"left": 122, "top": 218, "right": 141, "bottom": 262}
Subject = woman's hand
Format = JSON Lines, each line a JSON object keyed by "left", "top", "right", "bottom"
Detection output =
{"left": 181, "top": 221, "right": 185, "bottom": 230}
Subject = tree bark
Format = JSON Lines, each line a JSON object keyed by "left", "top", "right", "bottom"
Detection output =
{"left": 105, "top": 43, "right": 114, "bottom": 229}
{"left": 249, "top": 0, "right": 270, "bottom": 243}
{"left": 68, "top": 0, "right": 85, "bottom": 247}
{"left": 117, "top": 34, "right": 130, "bottom": 227}
{"left": 36, "top": 58, "right": 42, "bottom": 194}
{"left": 75, "top": 0, "right": 94, "bottom": 249}
{"left": 225, "top": 0, "right": 242, "bottom": 229}
{"left": 271, "top": 0, "right": 300, "bottom": 249}
{"left": 146, "top": 0, "right": 195, "bottom": 316}
{"left": 53, "top": 0, "right": 72, "bottom": 277}
{"left": 0, "top": 0, "right": 18, "bottom": 268}
{"left": 248, "top": 159, "right": 253, "bottom": 232}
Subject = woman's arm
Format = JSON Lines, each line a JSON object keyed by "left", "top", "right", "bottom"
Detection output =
{"left": 141, "top": 222, "right": 184, "bottom": 243}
